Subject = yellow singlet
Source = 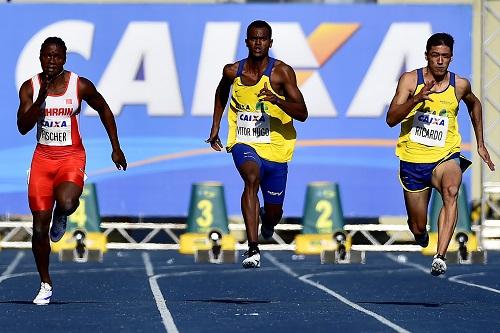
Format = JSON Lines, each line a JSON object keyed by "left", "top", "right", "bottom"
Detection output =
{"left": 396, "top": 68, "right": 461, "bottom": 163}
{"left": 226, "top": 58, "right": 296, "bottom": 163}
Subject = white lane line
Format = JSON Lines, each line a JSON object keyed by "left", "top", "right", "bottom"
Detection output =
{"left": 306, "top": 267, "right": 416, "bottom": 278}
{"left": 385, "top": 254, "right": 435, "bottom": 276}
{"left": 153, "top": 267, "right": 277, "bottom": 280}
{"left": 265, "top": 253, "right": 411, "bottom": 333}
{"left": 0, "top": 265, "right": 172, "bottom": 284}
{"left": 0, "top": 252, "right": 25, "bottom": 283}
{"left": 142, "top": 252, "right": 179, "bottom": 333}
{"left": 386, "top": 254, "right": 500, "bottom": 294}
{"left": 449, "top": 273, "right": 500, "bottom": 294}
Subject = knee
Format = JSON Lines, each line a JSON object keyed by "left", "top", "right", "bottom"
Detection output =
{"left": 442, "top": 185, "right": 459, "bottom": 202}
{"left": 243, "top": 174, "right": 260, "bottom": 190}
{"left": 57, "top": 197, "right": 79, "bottom": 214}
{"left": 408, "top": 220, "right": 426, "bottom": 234}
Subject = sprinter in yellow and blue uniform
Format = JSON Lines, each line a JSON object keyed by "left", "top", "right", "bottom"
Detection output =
{"left": 387, "top": 33, "right": 494, "bottom": 276}
{"left": 207, "top": 20, "right": 308, "bottom": 268}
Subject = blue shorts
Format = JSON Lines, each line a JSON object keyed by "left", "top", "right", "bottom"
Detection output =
{"left": 231, "top": 143, "right": 288, "bottom": 205}
{"left": 399, "top": 152, "right": 471, "bottom": 192}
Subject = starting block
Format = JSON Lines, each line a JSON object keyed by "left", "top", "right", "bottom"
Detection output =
{"left": 321, "top": 249, "right": 365, "bottom": 264}
{"left": 446, "top": 232, "right": 487, "bottom": 264}
{"left": 295, "top": 232, "right": 364, "bottom": 264}
{"left": 447, "top": 250, "right": 487, "bottom": 264}
{"left": 195, "top": 248, "right": 238, "bottom": 264}
{"left": 320, "top": 232, "right": 365, "bottom": 264}
{"left": 51, "top": 230, "right": 107, "bottom": 263}
{"left": 179, "top": 230, "right": 238, "bottom": 264}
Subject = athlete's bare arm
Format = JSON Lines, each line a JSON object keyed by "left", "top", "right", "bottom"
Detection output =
{"left": 79, "top": 77, "right": 127, "bottom": 171}
{"left": 456, "top": 75, "right": 495, "bottom": 171}
{"left": 207, "top": 63, "right": 238, "bottom": 151}
{"left": 386, "top": 71, "right": 435, "bottom": 127}
{"left": 258, "top": 62, "right": 307, "bottom": 122}
{"left": 17, "top": 77, "right": 49, "bottom": 135}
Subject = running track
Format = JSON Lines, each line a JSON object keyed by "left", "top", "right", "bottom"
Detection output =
{"left": 1, "top": 250, "right": 499, "bottom": 332}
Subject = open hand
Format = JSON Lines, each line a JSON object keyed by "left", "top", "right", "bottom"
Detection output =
{"left": 112, "top": 148, "right": 127, "bottom": 171}
{"left": 206, "top": 130, "right": 223, "bottom": 151}
{"left": 478, "top": 145, "right": 495, "bottom": 171}
{"left": 413, "top": 80, "right": 435, "bottom": 103}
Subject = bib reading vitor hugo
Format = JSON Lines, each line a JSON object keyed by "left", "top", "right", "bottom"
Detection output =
{"left": 396, "top": 68, "right": 461, "bottom": 163}
{"left": 226, "top": 58, "right": 297, "bottom": 163}
{"left": 32, "top": 72, "right": 81, "bottom": 147}
{"left": 236, "top": 108, "right": 271, "bottom": 143}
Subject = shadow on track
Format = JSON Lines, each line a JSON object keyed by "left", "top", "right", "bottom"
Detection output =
{"left": 185, "top": 298, "right": 276, "bottom": 305}
{"left": 357, "top": 301, "right": 465, "bottom": 308}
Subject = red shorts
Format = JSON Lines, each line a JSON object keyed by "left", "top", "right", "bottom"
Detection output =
{"left": 28, "top": 148, "right": 86, "bottom": 211}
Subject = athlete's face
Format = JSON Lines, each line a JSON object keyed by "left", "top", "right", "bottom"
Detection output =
{"left": 245, "top": 27, "right": 272, "bottom": 59}
{"left": 39, "top": 44, "right": 66, "bottom": 79}
{"left": 425, "top": 45, "right": 452, "bottom": 77}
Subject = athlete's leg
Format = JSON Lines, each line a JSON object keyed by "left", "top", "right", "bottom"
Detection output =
{"left": 237, "top": 161, "right": 261, "bottom": 245}
{"left": 31, "top": 210, "right": 53, "bottom": 286}
{"left": 262, "top": 203, "right": 283, "bottom": 227}
{"left": 231, "top": 144, "right": 262, "bottom": 246}
{"left": 53, "top": 181, "right": 82, "bottom": 216}
{"left": 28, "top": 152, "right": 56, "bottom": 286}
{"left": 231, "top": 145, "right": 262, "bottom": 268}
{"left": 403, "top": 189, "right": 431, "bottom": 244}
{"left": 260, "top": 160, "right": 287, "bottom": 238}
{"left": 431, "top": 159, "right": 462, "bottom": 256}
{"left": 50, "top": 156, "right": 86, "bottom": 242}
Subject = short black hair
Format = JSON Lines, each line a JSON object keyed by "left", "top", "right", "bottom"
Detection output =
{"left": 426, "top": 33, "right": 454, "bottom": 54}
{"left": 40, "top": 37, "right": 67, "bottom": 54}
{"left": 247, "top": 20, "right": 272, "bottom": 38}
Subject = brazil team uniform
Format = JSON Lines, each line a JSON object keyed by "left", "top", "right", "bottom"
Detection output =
{"left": 28, "top": 72, "right": 86, "bottom": 211}
{"left": 227, "top": 58, "right": 296, "bottom": 204}
{"left": 397, "top": 68, "right": 471, "bottom": 192}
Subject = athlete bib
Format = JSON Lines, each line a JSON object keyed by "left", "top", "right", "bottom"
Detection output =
{"left": 37, "top": 115, "right": 72, "bottom": 146}
{"left": 410, "top": 111, "right": 448, "bottom": 147}
{"left": 236, "top": 111, "right": 271, "bottom": 143}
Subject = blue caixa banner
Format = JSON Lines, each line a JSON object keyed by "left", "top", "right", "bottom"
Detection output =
{"left": 0, "top": 4, "right": 472, "bottom": 217}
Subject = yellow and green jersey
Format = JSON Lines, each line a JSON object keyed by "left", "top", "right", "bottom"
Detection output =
{"left": 396, "top": 68, "right": 461, "bottom": 163}
{"left": 226, "top": 58, "right": 297, "bottom": 163}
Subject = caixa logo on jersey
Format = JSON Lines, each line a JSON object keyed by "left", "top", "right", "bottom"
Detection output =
{"left": 16, "top": 19, "right": 434, "bottom": 119}
{"left": 41, "top": 120, "right": 68, "bottom": 128}
{"left": 418, "top": 114, "right": 446, "bottom": 126}
{"left": 239, "top": 113, "right": 266, "bottom": 123}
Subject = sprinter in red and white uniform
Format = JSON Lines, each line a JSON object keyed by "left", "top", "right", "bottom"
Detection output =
{"left": 17, "top": 37, "right": 127, "bottom": 305}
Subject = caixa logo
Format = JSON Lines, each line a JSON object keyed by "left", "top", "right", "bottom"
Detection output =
{"left": 418, "top": 114, "right": 446, "bottom": 126}
{"left": 16, "top": 20, "right": 432, "bottom": 118}
{"left": 41, "top": 120, "right": 68, "bottom": 128}
{"left": 239, "top": 113, "right": 266, "bottom": 122}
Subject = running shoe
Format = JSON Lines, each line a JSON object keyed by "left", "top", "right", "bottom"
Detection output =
{"left": 431, "top": 254, "right": 447, "bottom": 276}
{"left": 415, "top": 231, "right": 429, "bottom": 248}
{"left": 260, "top": 207, "right": 275, "bottom": 240}
{"left": 33, "top": 282, "right": 52, "bottom": 305}
{"left": 242, "top": 248, "right": 261, "bottom": 269}
{"left": 50, "top": 212, "right": 67, "bottom": 242}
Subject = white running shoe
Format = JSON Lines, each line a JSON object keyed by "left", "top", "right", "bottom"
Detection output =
{"left": 50, "top": 213, "right": 67, "bottom": 242}
{"left": 431, "top": 254, "right": 447, "bottom": 276}
{"left": 33, "top": 282, "right": 52, "bottom": 305}
{"left": 242, "top": 249, "right": 261, "bottom": 269}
